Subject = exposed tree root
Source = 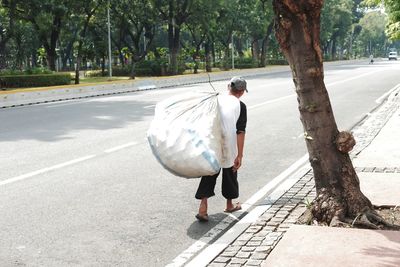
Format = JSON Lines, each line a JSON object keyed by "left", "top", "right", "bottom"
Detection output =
{"left": 305, "top": 189, "right": 400, "bottom": 230}
{"left": 348, "top": 210, "right": 400, "bottom": 230}
{"left": 346, "top": 214, "right": 379, "bottom": 229}
{"left": 373, "top": 204, "right": 399, "bottom": 209}
{"left": 301, "top": 207, "right": 400, "bottom": 230}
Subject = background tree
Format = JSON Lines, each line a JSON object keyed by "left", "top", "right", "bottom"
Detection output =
{"left": 87, "top": 17, "right": 108, "bottom": 75}
{"left": 213, "top": 0, "right": 248, "bottom": 69}
{"left": 8, "top": 17, "right": 36, "bottom": 69}
{"left": 0, "top": 0, "right": 398, "bottom": 74}
{"left": 153, "top": 0, "right": 193, "bottom": 75}
{"left": 320, "top": 0, "right": 353, "bottom": 60}
{"left": 58, "top": 19, "right": 79, "bottom": 70}
{"left": 272, "top": 0, "right": 398, "bottom": 228}
{"left": 358, "top": 11, "right": 388, "bottom": 57}
{"left": 0, "top": 2, "right": 15, "bottom": 69}
{"left": 112, "top": 0, "right": 157, "bottom": 79}
{"left": 12, "top": 0, "right": 72, "bottom": 71}
{"left": 184, "top": 0, "right": 220, "bottom": 73}
{"left": 244, "top": 0, "right": 274, "bottom": 67}
{"left": 74, "top": 0, "right": 101, "bottom": 84}
{"left": 365, "top": 0, "right": 400, "bottom": 40}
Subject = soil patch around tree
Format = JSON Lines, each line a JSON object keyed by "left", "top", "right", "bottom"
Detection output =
{"left": 298, "top": 206, "right": 400, "bottom": 230}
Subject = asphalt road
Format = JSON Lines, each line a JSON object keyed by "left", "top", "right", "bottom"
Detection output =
{"left": 0, "top": 60, "right": 399, "bottom": 266}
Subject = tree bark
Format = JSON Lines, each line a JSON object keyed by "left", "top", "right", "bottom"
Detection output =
{"left": 205, "top": 40, "right": 212, "bottom": 72}
{"left": 101, "top": 55, "right": 106, "bottom": 76}
{"left": 129, "top": 60, "right": 136, "bottom": 79}
{"left": 251, "top": 37, "right": 260, "bottom": 65}
{"left": 272, "top": 0, "right": 373, "bottom": 225}
{"left": 0, "top": 42, "right": 7, "bottom": 69}
{"left": 168, "top": 22, "right": 180, "bottom": 75}
{"left": 211, "top": 41, "right": 216, "bottom": 68}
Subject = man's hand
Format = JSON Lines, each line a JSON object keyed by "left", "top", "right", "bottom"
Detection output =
{"left": 233, "top": 155, "right": 242, "bottom": 172}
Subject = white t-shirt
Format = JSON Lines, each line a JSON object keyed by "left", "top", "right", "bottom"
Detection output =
{"left": 217, "top": 94, "right": 241, "bottom": 168}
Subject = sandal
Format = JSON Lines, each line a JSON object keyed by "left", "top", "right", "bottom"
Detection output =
{"left": 224, "top": 203, "right": 242, "bottom": 213}
{"left": 195, "top": 213, "right": 209, "bottom": 222}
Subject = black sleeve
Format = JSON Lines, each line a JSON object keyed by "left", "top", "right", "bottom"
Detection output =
{"left": 236, "top": 101, "right": 247, "bottom": 134}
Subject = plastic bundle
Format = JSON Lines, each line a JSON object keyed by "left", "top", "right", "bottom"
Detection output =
{"left": 147, "top": 91, "right": 223, "bottom": 178}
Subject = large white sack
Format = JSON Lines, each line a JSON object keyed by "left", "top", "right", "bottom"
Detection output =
{"left": 147, "top": 91, "right": 223, "bottom": 178}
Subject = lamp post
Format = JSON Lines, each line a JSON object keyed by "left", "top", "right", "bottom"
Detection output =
{"left": 107, "top": 0, "right": 112, "bottom": 77}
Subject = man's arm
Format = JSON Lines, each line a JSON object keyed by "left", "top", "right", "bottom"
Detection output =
{"left": 233, "top": 132, "right": 245, "bottom": 171}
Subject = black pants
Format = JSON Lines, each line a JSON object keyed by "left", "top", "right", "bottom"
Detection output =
{"left": 195, "top": 167, "right": 239, "bottom": 200}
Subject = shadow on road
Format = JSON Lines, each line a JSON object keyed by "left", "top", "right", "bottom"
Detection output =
{"left": 0, "top": 94, "right": 155, "bottom": 142}
{"left": 186, "top": 212, "right": 232, "bottom": 241}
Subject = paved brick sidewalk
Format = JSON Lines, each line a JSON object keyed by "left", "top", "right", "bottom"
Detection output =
{"left": 207, "top": 86, "right": 400, "bottom": 267}
{"left": 209, "top": 172, "right": 315, "bottom": 267}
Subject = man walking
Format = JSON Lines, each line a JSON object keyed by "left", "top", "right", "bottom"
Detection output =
{"left": 195, "top": 77, "right": 248, "bottom": 222}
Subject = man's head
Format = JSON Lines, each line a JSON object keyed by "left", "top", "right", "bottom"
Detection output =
{"left": 228, "top": 77, "right": 248, "bottom": 93}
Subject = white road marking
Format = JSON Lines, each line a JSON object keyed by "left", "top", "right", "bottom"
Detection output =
{"left": 104, "top": 142, "right": 138, "bottom": 153}
{"left": 375, "top": 83, "right": 400, "bottom": 104}
{"left": 248, "top": 94, "right": 295, "bottom": 110}
{"left": 138, "top": 85, "right": 157, "bottom": 90}
{"left": 248, "top": 70, "right": 385, "bottom": 110}
{"left": 0, "top": 141, "right": 140, "bottom": 187}
{"left": 46, "top": 101, "right": 83, "bottom": 108}
{"left": 0, "top": 155, "right": 96, "bottom": 187}
{"left": 326, "top": 69, "right": 385, "bottom": 87}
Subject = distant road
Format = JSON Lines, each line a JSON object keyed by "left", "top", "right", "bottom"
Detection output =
{"left": 0, "top": 60, "right": 399, "bottom": 266}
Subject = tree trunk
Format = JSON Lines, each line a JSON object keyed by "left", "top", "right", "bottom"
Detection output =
{"left": 75, "top": 39, "right": 83, "bottom": 84}
{"left": 260, "top": 22, "right": 274, "bottom": 67}
{"left": 251, "top": 38, "right": 260, "bottom": 65}
{"left": 211, "top": 41, "right": 216, "bottom": 68}
{"left": 129, "top": 60, "right": 136, "bottom": 79}
{"left": 205, "top": 40, "right": 212, "bottom": 72}
{"left": 15, "top": 35, "right": 23, "bottom": 69}
{"left": 46, "top": 50, "right": 57, "bottom": 71}
{"left": 62, "top": 39, "right": 76, "bottom": 70}
{"left": 236, "top": 39, "right": 244, "bottom": 58}
{"left": 272, "top": 0, "right": 374, "bottom": 226}
{"left": 31, "top": 51, "right": 37, "bottom": 68}
{"left": 331, "top": 37, "right": 337, "bottom": 60}
{"left": 101, "top": 55, "right": 106, "bottom": 76}
{"left": 168, "top": 22, "right": 180, "bottom": 75}
{"left": 75, "top": 56, "right": 81, "bottom": 84}
{"left": 0, "top": 41, "right": 6, "bottom": 69}
{"left": 118, "top": 48, "right": 125, "bottom": 66}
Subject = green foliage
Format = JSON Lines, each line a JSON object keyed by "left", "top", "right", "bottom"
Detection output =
{"left": 85, "top": 59, "right": 177, "bottom": 77}
{"left": 0, "top": 67, "right": 52, "bottom": 76}
{"left": 0, "top": 73, "right": 71, "bottom": 88}
{"left": 1, "top": 0, "right": 398, "bottom": 74}
{"left": 136, "top": 59, "right": 166, "bottom": 76}
{"left": 364, "top": 0, "right": 400, "bottom": 40}
{"left": 358, "top": 11, "right": 388, "bottom": 56}
{"left": 267, "top": 59, "right": 289, "bottom": 65}
{"left": 110, "top": 66, "right": 131, "bottom": 76}
{"left": 235, "top": 57, "right": 258, "bottom": 69}
{"left": 321, "top": 0, "right": 354, "bottom": 59}
{"left": 85, "top": 70, "right": 103, "bottom": 77}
